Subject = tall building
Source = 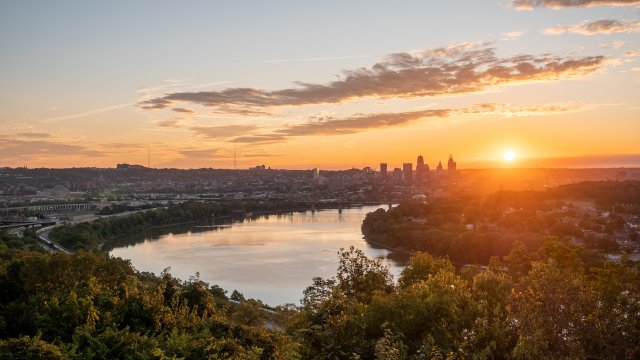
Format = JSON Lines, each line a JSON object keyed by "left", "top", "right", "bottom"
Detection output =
{"left": 312, "top": 168, "right": 320, "bottom": 180}
{"left": 380, "top": 163, "right": 388, "bottom": 177}
{"left": 447, "top": 155, "right": 457, "bottom": 178}
{"left": 424, "top": 163, "right": 430, "bottom": 182}
{"left": 392, "top": 168, "right": 403, "bottom": 184}
{"left": 416, "top": 155, "right": 425, "bottom": 184}
{"left": 436, "top": 160, "right": 443, "bottom": 182}
{"left": 403, "top": 163, "right": 413, "bottom": 184}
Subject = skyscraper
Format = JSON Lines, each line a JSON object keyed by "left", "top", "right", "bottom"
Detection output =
{"left": 380, "top": 163, "right": 387, "bottom": 177}
{"left": 403, "top": 163, "right": 413, "bottom": 184}
{"left": 436, "top": 160, "right": 443, "bottom": 182}
{"left": 416, "top": 155, "right": 425, "bottom": 184}
{"left": 448, "top": 155, "right": 457, "bottom": 178}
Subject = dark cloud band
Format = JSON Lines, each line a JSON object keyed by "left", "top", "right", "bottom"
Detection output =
{"left": 139, "top": 47, "right": 605, "bottom": 112}
{"left": 513, "top": 0, "right": 640, "bottom": 9}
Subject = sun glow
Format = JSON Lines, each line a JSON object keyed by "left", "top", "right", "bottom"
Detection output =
{"left": 503, "top": 150, "right": 516, "bottom": 162}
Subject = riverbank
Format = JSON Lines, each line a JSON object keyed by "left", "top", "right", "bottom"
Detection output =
{"left": 109, "top": 205, "right": 402, "bottom": 305}
{"left": 50, "top": 201, "right": 390, "bottom": 253}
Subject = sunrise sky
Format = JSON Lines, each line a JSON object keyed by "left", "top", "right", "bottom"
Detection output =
{"left": 1, "top": 0, "right": 639, "bottom": 169}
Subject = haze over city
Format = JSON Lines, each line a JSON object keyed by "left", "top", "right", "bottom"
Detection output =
{"left": 1, "top": 0, "right": 639, "bottom": 169}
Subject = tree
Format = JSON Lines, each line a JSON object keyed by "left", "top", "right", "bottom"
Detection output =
{"left": 336, "top": 246, "right": 393, "bottom": 304}
{"left": 0, "top": 336, "right": 65, "bottom": 360}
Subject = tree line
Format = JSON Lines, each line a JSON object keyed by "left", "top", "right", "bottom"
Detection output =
{"left": 1, "top": 232, "right": 639, "bottom": 359}
{"left": 362, "top": 181, "right": 639, "bottom": 265}
{"left": 49, "top": 201, "right": 307, "bottom": 251}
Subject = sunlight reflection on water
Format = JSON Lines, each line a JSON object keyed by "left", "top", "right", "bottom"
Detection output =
{"left": 110, "top": 205, "right": 405, "bottom": 306}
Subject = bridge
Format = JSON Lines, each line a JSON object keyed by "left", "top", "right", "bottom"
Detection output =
{"left": 0, "top": 220, "right": 58, "bottom": 230}
{"left": 1, "top": 202, "right": 98, "bottom": 213}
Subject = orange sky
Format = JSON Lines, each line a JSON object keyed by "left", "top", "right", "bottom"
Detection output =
{"left": 1, "top": 1, "right": 639, "bottom": 169}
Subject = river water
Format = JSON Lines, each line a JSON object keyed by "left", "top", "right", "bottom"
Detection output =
{"left": 109, "top": 205, "right": 406, "bottom": 306}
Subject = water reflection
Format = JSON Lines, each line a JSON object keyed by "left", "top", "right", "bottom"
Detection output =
{"left": 110, "top": 205, "right": 406, "bottom": 306}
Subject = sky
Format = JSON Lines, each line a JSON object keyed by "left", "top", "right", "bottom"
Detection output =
{"left": 0, "top": 0, "right": 639, "bottom": 170}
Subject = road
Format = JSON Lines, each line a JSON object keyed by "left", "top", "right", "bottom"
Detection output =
{"left": 37, "top": 229, "right": 72, "bottom": 254}
{"left": 34, "top": 207, "right": 161, "bottom": 255}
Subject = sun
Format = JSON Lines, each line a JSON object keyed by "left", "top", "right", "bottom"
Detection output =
{"left": 503, "top": 150, "right": 516, "bottom": 162}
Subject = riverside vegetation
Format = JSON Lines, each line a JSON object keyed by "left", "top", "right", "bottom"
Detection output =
{"left": 362, "top": 181, "right": 640, "bottom": 265}
{"left": 1, "top": 234, "right": 639, "bottom": 359}
{"left": 0, "top": 181, "right": 639, "bottom": 359}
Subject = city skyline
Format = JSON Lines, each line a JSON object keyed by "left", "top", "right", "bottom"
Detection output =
{"left": 1, "top": 1, "right": 639, "bottom": 169}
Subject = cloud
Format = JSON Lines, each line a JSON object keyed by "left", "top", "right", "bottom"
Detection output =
{"left": 280, "top": 109, "right": 451, "bottom": 137}
{"left": 16, "top": 132, "right": 51, "bottom": 139}
{"left": 231, "top": 134, "right": 289, "bottom": 144}
{"left": 172, "top": 107, "right": 195, "bottom": 114}
{"left": 502, "top": 31, "right": 524, "bottom": 40}
{"left": 625, "top": 50, "right": 640, "bottom": 57}
{"left": 178, "top": 148, "right": 222, "bottom": 158}
{"left": 175, "top": 147, "right": 282, "bottom": 160}
{"left": 463, "top": 102, "right": 585, "bottom": 116}
{"left": 139, "top": 45, "right": 605, "bottom": 112}
{"left": 598, "top": 40, "right": 627, "bottom": 48}
{"left": 190, "top": 125, "right": 260, "bottom": 139}
{"left": 0, "top": 137, "right": 104, "bottom": 159}
{"left": 544, "top": 19, "right": 640, "bottom": 35}
{"left": 512, "top": 0, "right": 640, "bottom": 9}
{"left": 41, "top": 103, "right": 132, "bottom": 123}
{"left": 230, "top": 102, "right": 582, "bottom": 144}
{"left": 157, "top": 119, "right": 183, "bottom": 128}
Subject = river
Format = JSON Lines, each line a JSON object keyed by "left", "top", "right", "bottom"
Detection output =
{"left": 109, "top": 205, "right": 406, "bottom": 306}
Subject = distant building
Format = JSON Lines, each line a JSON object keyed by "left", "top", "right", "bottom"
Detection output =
{"left": 436, "top": 161, "right": 443, "bottom": 182}
{"left": 403, "top": 163, "right": 413, "bottom": 184}
{"left": 116, "top": 163, "right": 145, "bottom": 170}
{"left": 328, "top": 176, "right": 345, "bottom": 192}
{"left": 380, "top": 163, "right": 388, "bottom": 177}
{"left": 416, "top": 155, "right": 425, "bottom": 184}
{"left": 392, "top": 168, "right": 403, "bottom": 184}
{"left": 312, "top": 168, "right": 320, "bottom": 180}
{"left": 448, "top": 155, "right": 457, "bottom": 178}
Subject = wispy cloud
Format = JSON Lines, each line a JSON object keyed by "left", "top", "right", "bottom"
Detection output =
{"left": 175, "top": 147, "right": 281, "bottom": 160}
{"left": 16, "top": 132, "right": 51, "bottom": 139}
{"left": 230, "top": 102, "right": 585, "bottom": 144}
{"left": 190, "top": 125, "right": 260, "bottom": 139}
{"left": 258, "top": 55, "right": 371, "bottom": 64}
{"left": 598, "top": 40, "right": 627, "bottom": 48}
{"left": 178, "top": 148, "right": 222, "bottom": 158}
{"left": 0, "top": 136, "right": 105, "bottom": 159}
{"left": 502, "top": 30, "right": 525, "bottom": 40}
{"left": 513, "top": 0, "right": 640, "bottom": 10}
{"left": 172, "top": 107, "right": 196, "bottom": 115}
{"left": 462, "top": 102, "right": 586, "bottom": 116}
{"left": 139, "top": 44, "right": 606, "bottom": 112}
{"left": 41, "top": 103, "right": 133, "bottom": 123}
{"left": 544, "top": 19, "right": 640, "bottom": 35}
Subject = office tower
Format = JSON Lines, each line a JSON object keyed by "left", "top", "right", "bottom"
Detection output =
{"left": 448, "top": 155, "right": 457, "bottom": 178}
{"left": 380, "top": 163, "right": 387, "bottom": 177}
{"left": 416, "top": 155, "right": 425, "bottom": 184}
{"left": 403, "top": 163, "right": 413, "bottom": 184}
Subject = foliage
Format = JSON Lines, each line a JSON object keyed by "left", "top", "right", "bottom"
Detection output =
{"left": 291, "top": 239, "right": 640, "bottom": 359}
{"left": 49, "top": 200, "right": 306, "bottom": 251}
{"left": 363, "top": 181, "right": 640, "bottom": 265}
{"left": 0, "top": 246, "right": 296, "bottom": 359}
